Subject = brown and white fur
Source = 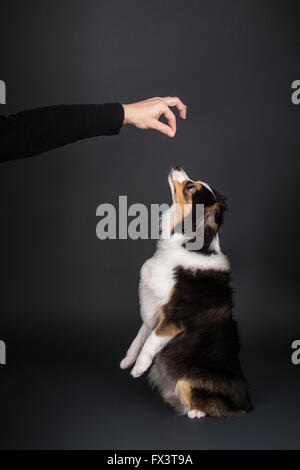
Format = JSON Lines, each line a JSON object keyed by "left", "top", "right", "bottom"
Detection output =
{"left": 120, "top": 167, "right": 252, "bottom": 419}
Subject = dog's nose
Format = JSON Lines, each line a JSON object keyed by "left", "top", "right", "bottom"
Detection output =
{"left": 170, "top": 166, "right": 188, "bottom": 182}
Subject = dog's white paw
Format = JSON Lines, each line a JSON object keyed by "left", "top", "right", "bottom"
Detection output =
{"left": 130, "top": 355, "right": 152, "bottom": 378}
{"left": 131, "top": 360, "right": 151, "bottom": 378}
{"left": 187, "top": 409, "right": 206, "bottom": 419}
{"left": 130, "top": 365, "right": 145, "bottom": 378}
{"left": 120, "top": 356, "right": 135, "bottom": 370}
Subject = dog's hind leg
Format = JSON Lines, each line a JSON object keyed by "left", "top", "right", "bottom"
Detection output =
{"left": 177, "top": 380, "right": 251, "bottom": 418}
{"left": 148, "top": 364, "right": 185, "bottom": 413}
{"left": 175, "top": 379, "right": 206, "bottom": 419}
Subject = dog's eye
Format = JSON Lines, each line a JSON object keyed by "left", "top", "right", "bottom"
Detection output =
{"left": 186, "top": 183, "right": 195, "bottom": 191}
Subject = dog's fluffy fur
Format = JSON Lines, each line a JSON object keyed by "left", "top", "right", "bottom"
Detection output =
{"left": 121, "top": 167, "right": 252, "bottom": 419}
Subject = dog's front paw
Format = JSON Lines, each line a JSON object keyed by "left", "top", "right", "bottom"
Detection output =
{"left": 187, "top": 409, "right": 206, "bottom": 419}
{"left": 120, "top": 356, "right": 135, "bottom": 370}
{"left": 130, "top": 358, "right": 151, "bottom": 378}
{"left": 130, "top": 365, "right": 145, "bottom": 378}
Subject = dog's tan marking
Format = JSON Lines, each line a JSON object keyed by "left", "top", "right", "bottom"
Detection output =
{"left": 155, "top": 308, "right": 184, "bottom": 337}
{"left": 168, "top": 287, "right": 175, "bottom": 300}
{"left": 172, "top": 180, "right": 203, "bottom": 230}
{"left": 155, "top": 288, "right": 184, "bottom": 337}
{"left": 194, "top": 181, "right": 202, "bottom": 191}
{"left": 175, "top": 379, "right": 194, "bottom": 410}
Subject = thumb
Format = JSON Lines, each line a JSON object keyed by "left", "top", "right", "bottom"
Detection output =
{"left": 150, "top": 119, "right": 175, "bottom": 138}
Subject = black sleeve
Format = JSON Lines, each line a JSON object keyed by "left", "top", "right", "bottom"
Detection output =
{"left": 0, "top": 103, "right": 124, "bottom": 162}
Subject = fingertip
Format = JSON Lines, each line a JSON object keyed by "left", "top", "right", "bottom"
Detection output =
{"left": 166, "top": 125, "right": 175, "bottom": 137}
{"left": 180, "top": 110, "right": 187, "bottom": 119}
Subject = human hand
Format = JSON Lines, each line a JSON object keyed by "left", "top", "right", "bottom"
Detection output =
{"left": 122, "top": 96, "right": 187, "bottom": 138}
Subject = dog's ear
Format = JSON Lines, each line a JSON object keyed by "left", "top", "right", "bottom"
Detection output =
{"left": 205, "top": 190, "right": 227, "bottom": 229}
{"left": 213, "top": 190, "right": 227, "bottom": 227}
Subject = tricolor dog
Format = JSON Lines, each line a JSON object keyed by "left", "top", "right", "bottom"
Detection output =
{"left": 121, "top": 167, "right": 252, "bottom": 418}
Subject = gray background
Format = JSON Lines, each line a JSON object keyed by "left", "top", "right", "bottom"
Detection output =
{"left": 0, "top": 0, "right": 300, "bottom": 449}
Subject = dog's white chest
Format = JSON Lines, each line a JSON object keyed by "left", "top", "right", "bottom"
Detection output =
{"left": 139, "top": 254, "right": 175, "bottom": 328}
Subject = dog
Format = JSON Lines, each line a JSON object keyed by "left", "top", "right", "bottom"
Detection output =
{"left": 120, "top": 167, "right": 252, "bottom": 418}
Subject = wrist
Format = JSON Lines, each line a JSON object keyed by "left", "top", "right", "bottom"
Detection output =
{"left": 122, "top": 104, "right": 132, "bottom": 125}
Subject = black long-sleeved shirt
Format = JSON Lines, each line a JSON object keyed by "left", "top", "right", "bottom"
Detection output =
{"left": 0, "top": 103, "right": 124, "bottom": 163}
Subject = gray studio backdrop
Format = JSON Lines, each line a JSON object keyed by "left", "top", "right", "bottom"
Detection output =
{"left": 0, "top": 0, "right": 300, "bottom": 449}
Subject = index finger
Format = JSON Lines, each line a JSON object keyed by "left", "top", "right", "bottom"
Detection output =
{"left": 162, "top": 96, "right": 187, "bottom": 119}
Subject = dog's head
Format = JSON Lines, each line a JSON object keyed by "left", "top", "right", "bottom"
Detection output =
{"left": 167, "top": 166, "right": 227, "bottom": 252}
